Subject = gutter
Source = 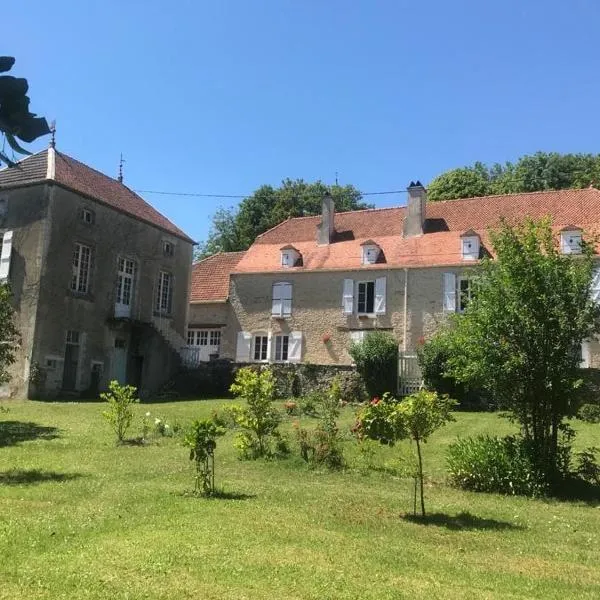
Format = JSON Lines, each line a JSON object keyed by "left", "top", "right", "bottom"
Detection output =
{"left": 403, "top": 268, "right": 408, "bottom": 352}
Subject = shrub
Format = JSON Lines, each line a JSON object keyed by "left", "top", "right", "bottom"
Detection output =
{"left": 101, "top": 380, "right": 139, "bottom": 444}
{"left": 294, "top": 377, "right": 345, "bottom": 470}
{"left": 349, "top": 331, "right": 398, "bottom": 398}
{"left": 229, "top": 367, "right": 284, "bottom": 459}
{"left": 418, "top": 332, "right": 487, "bottom": 409}
{"left": 337, "top": 370, "right": 367, "bottom": 403}
{"left": 577, "top": 403, "right": 600, "bottom": 424}
{"left": 298, "top": 390, "right": 320, "bottom": 417}
{"left": 575, "top": 447, "right": 600, "bottom": 485}
{"left": 447, "top": 435, "right": 548, "bottom": 496}
{"left": 183, "top": 418, "right": 226, "bottom": 494}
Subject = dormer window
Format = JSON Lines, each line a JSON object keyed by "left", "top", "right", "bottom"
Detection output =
{"left": 280, "top": 245, "right": 301, "bottom": 268}
{"left": 460, "top": 230, "right": 480, "bottom": 261}
{"left": 361, "top": 240, "right": 381, "bottom": 265}
{"left": 560, "top": 227, "right": 582, "bottom": 254}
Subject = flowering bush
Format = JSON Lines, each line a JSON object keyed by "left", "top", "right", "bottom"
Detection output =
{"left": 283, "top": 400, "right": 299, "bottom": 416}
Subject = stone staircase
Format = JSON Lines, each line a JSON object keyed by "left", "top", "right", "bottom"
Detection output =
{"left": 151, "top": 316, "right": 199, "bottom": 368}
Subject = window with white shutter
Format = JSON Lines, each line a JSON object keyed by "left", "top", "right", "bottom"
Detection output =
{"left": 374, "top": 277, "right": 386, "bottom": 314}
{"left": 560, "top": 230, "right": 582, "bottom": 254}
{"left": 591, "top": 267, "right": 600, "bottom": 304}
{"left": 288, "top": 331, "right": 302, "bottom": 363}
{"left": 343, "top": 279, "right": 354, "bottom": 315}
{"left": 235, "top": 331, "right": 252, "bottom": 362}
{"left": 0, "top": 230, "right": 13, "bottom": 282}
{"left": 357, "top": 281, "right": 375, "bottom": 314}
{"left": 443, "top": 272, "right": 457, "bottom": 313}
{"left": 272, "top": 282, "right": 292, "bottom": 317}
{"left": 274, "top": 334, "right": 289, "bottom": 362}
{"left": 253, "top": 334, "right": 269, "bottom": 361}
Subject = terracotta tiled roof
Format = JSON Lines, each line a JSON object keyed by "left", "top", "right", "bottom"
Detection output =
{"left": 235, "top": 188, "right": 600, "bottom": 273}
{"left": 190, "top": 251, "right": 246, "bottom": 302}
{"left": 0, "top": 149, "right": 194, "bottom": 242}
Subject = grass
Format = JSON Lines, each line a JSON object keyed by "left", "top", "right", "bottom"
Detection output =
{"left": 0, "top": 400, "right": 599, "bottom": 599}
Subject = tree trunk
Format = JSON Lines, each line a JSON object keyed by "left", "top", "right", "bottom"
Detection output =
{"left": 415, "top": 437, "right": 425, "bottom": 517}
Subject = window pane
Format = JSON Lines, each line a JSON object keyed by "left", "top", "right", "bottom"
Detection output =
{"left": 275, "top": 336, "right": 282, "bottom": 360}
{"left": 282, "top": 336, "right": 289, "bottom": 361}
{"left": 254, "top": 336, "right": 262, "bottom": 360}
{"left": 366, "top": 281, "right": 375, "bottom": 313}
{"left": 357, "top": 282, "right": 366, "bottom": 313}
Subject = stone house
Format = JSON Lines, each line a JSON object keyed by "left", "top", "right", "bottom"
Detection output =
{"left": 188, "top": 184, "right": 600, "bottom": 378}
{"left": 184, "top": 251, "right": 245, "bottom": 364}
{"left": 0, "top": 145, "right": 194, "bottom": 398}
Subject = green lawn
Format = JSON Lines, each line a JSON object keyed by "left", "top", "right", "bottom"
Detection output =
{"left": 0, "top": 400, "right": 599, "bottom": 600}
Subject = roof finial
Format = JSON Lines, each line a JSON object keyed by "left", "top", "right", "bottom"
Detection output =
{"left": 49, "top": 120, "right": 56, "bottom": 149}
{"left": 118, "top": 153, "right": 125, "bottom": 183}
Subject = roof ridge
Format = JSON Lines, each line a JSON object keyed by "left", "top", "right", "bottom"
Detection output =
{"left": 430, "top": 187, "right": 600, "bottom": 205}
{"left": 0, "top": 147, "right": 49, "bottom": 173}
{"left": 256, "top": 205, "right": 406, "bottom": 239}
{"left": 192, "top": 250, "right": 246, "bottom": 266}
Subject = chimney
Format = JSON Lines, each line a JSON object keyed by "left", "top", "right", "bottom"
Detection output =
{"left": 317, "top": 193, "right": 335, "bottom": 245}
{"left": 403, "top": 181, "right": 426, "bottom": 237}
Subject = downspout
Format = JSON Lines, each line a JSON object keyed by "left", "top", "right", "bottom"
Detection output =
{"left": 403, "top": 268, "right": 408, "bottom": 352}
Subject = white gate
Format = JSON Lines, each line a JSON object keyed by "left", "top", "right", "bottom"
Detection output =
{"left": 398, "top": 352, "right": 423, "bottom": 396}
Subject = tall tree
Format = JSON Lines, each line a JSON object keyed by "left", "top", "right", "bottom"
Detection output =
{"left": 427, "top": 152, "right": 600, "bottom": 201}
{"left": 440, "top": 219, "right": 600, "bottom": 482}
{"left": 197, "top": 179, "right": 371, "bottom": 258}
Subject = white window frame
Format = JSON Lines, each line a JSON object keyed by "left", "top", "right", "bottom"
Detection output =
{"left": 458, "top": 276, "right": 473, "bottom": 313}
{"left": 81, "top": 208, "right": 94, "bottom": 225}
{"left": 71, "top": 243, "right": 91, "bottom": 293}
{"left": 357, "top": 280, "right": 376, "bottom": 315}
{"left": 274, "top": 334, "right": 289, "bottom": 362}
{"left": 461, "top": 236, "right": 480, "bottom": 261}
{"left": 362, "top": 245, "right": 379, "bottom": 265}
{"left": 155, "top": 271, "right": 173, "bottom": 314}
{"left": 253, "top": 333, "right": 269, "bottom": 362}
{"left": 561, "top": 231, "right": 582, "bottom": 255}
{"left": 272, "top": 282, "right": 292, "bottom": 318}
{"left": 210, "top": 330, "right": 221, "bottom": 348}
{"left": 163, "top": 241, "right": 175, "bottom": 257}
{"left": 116, "top": 257, "right": 136, "bottom": 306}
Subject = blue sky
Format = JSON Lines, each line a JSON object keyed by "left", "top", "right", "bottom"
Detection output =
{"left": 6, "top": 0, "right": 600, "bottom": 244}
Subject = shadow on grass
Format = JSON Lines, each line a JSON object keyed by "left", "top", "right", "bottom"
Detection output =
{"left": 0, "top": 421, "right": 60, "bottom": 447}
{"left": 178, "top": 489, "right": 256, "bottom": 501}
{"left": 403, "top": 511, "right": 524, "bottom": 531}
{"left": 550, "top": 477, "right": 600, "bottom": 506}
{"left": 0, "top": 469, "right": 83, "bottom": 486}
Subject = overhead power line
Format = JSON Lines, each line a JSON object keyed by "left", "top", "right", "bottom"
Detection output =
{"left": 135, "top": 174, "right": 599, "bottom": 201}
{"left": 134, "top": 188, "right": 409, "bottom": 199}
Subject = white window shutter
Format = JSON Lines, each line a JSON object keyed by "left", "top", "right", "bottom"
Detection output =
{"left": 443, "top": 272, "right": 457, "bottom": 313}
{"left": 581, "top": 341, "right": 591, "bottom": 368}
{"left": 282, "top": 283, "right": 292, "bottom": 317}
{"left": 0, "top": 230, "right": 13, "bottom": 281}
{"left": 266, "top": 331, "right": 273, "bottom": 362}
{"left": 343, "top": 279, "right": 354, "bottom": 315}
{"left": 288, "top": 331, "right": 302, "bottom": 363}
{"left": 235, "top": 331, "right": 252, "bottom": 362}
{"left": 591, "top": 268, "right": 600, "bottom": 304}
{"left": 272, "top": 283, "right": 282, "bottom": 316}
{"left": 374, "top": 277, "right": 386, "bottom": 314}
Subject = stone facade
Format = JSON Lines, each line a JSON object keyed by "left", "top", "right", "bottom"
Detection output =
{"left": 222, "top": 265, "right": 472, "bottom": 365}
{"left": 0, "top": 157, "right": 193, "bottom": 398}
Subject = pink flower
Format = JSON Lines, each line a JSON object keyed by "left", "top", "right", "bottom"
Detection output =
{"left": 371, "top": 397, "right": 380, "bottom": 405}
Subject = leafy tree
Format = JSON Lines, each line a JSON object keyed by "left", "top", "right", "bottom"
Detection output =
{"left": 441, "top": 219, "right": 600, "bottom": 482}
{"left": 0, "top": 284, "right": 19, "bottom": 384}
{"left": 0, "top": 57, "right": 50, "bottom": 166}
{"left": 427, "top": 152, "right": 600, "bottom": 201}
{"left": 349, "top": 331, "right": 399, "bottom": 398}
{"left": 197, "top": 180, "right": 372, "bottom": 257}
{"left": 427, "top": 163, "right": 491, "bottom": 202}
{"left": 356, "top": 391, "right": 456, "bottom": 516}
